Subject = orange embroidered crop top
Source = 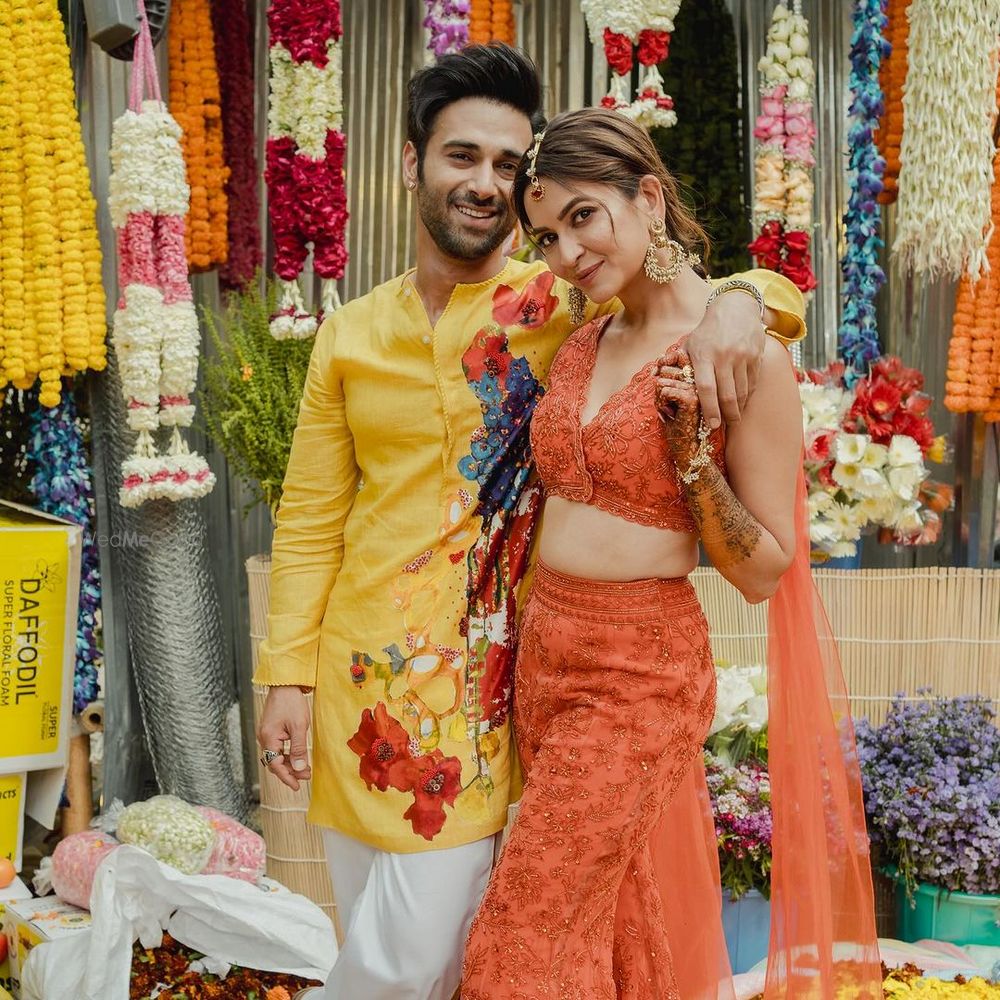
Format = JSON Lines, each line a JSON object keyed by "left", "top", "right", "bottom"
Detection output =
{"left": 530, "top": 314, "right": 726, "bottom": 533}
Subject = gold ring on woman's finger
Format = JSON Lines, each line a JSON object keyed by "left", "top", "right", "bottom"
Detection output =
{"left": 680, "top": 364, "right": 695, "bottom": 385}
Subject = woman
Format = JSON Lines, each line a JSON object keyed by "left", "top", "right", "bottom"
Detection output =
{"left": 461, "top": 108, "right": 881, "bottom": 1000}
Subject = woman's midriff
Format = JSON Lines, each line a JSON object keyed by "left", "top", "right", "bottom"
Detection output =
{"left": 538, "top": 495, "right": 700, "bottom": 581}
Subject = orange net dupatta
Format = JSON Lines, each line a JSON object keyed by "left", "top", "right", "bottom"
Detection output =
{"left": 653, "top": 470, "right": 882, "bottom": 1000}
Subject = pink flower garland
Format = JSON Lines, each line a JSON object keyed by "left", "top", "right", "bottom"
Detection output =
{"left": 424, "top": 0, "right": 470, "bottom": 58}
{"left": 211, "top": 0, "right": 261, "bottom": 290}
{"left": 748, "top": 2, "right": 818, "bottom": 293}
{"left": 266, "top": 0, "right": 349, "bottom": 338}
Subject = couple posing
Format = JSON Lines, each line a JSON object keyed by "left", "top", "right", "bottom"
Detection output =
{"left": 255, "top": 43, "right": 881, "bottom": 1000}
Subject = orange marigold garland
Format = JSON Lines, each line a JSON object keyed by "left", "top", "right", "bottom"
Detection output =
{"left": 945, "top": 77, "right": 1000, "bottom": 420}
{"left": 468, "top": 0, "right": 514, "bottom": 44}
{"left": 875, "top": 0, "right": 906, "bottom": 204}
{"left": 168, "top": 0, "right": 230, "bottom": 272}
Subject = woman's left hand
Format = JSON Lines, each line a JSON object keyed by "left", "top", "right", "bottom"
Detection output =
{"left": 655, "top": 348, "right": 702, "bottom": 470}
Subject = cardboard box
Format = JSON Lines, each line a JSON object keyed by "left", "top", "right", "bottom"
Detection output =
{"left": 0, "top": 501, "right": 82, "bottom": 772}
{"left": 2, "top": 895, "right": 91, "bottom": 997}
{"left": 0, "top": 775, "right": 25, "bottom": 872}
{"left": 0, "top": 878, "right": 32, "bottom": 998}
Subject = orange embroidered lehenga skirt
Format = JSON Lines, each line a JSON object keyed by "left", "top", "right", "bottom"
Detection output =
{"left": 462, "top": 562, "right": 719, "bottom": 1000}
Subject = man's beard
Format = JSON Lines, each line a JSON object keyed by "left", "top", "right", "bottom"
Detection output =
{"left": 417, "top": 182, "right": 514, "bottom": 261}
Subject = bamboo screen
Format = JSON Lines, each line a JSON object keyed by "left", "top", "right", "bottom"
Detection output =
{"left": 692, "top": 567, "right": 1000, "bottom": 724}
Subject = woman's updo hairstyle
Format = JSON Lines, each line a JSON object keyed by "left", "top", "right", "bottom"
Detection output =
{"left": 511, "top": 107, "right": 710, "bottom": 267}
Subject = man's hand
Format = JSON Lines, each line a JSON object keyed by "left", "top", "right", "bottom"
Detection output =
{"left": 685, "top": 291, "right": 767, "bottom": 429}
{"left": 257, "top": 685, "right": 313, "bottom": 792}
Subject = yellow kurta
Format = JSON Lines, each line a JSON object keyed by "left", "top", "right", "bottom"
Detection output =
{"left": 253, "top": 260, "right": 804, "bottom": 852}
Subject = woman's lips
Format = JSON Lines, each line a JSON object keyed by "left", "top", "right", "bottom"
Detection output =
{"left": 576, "top": 261, "right": 603, "bottom": 286}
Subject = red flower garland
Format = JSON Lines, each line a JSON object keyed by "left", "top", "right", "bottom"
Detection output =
{"left": 265, "top": 0, "right": 349, "bottom": 337}
{"left": 211, "top": 0, "right": 261, "bottom": 290}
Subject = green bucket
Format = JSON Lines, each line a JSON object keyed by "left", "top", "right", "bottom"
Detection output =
{"left": 894, "top": 877, "right": 1000, "bottom": 946}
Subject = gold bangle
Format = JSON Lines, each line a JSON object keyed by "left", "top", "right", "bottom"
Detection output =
{"left": 707, "top": 279, "right": 765, "bottom": 320}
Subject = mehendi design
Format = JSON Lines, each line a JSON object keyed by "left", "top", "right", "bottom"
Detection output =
{"left": 683, "top": 462, "right": 763, "bottom": 568}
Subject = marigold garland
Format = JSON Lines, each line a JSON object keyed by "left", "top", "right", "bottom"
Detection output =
{"left": 892, "top": 1, "right": 998, "bottom": 281}
{"left": 945, "top": 77, "right": 1000, "bottom": 420}
{"left": 748, "top": 1, "right": 817, "bottom": 294}
{"left": 424, "top": 0, "right": 470, "bottom": 57}
{"left": 266, "top": 0, "right": 349, "bottom": 338}
{"left": 168, "top": 0, "right": 229, "bottom": 272}
{"left": 108, "top": 1, "right": 215, "bottom": 506}
{"left": 0, "top": 0, "right": 106, "bottom": 407}
{"left": 838, "top": 0, "right": 890, "bottom": 382}
{"left": 211, "top": 0, "right": 261, "bottom": 289}
{"left": 875, "top": 0, "right": 907, "bottom": 204}
{"left": 581, "top": 0, "right": 680, "bottom": 131}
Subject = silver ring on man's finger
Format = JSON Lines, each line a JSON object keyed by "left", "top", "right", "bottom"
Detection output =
{"left": 260, "top": 748, "right": 282, "bottom": 768}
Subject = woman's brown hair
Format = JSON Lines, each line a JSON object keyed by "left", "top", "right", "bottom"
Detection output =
{"left": 511, "top": 106, "right": 710, "bottom": 264}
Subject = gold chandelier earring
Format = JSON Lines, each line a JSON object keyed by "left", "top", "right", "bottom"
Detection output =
{"left": 644, "top": 218, "right": 700, "bottom": 284}
{"left": 568, "top": 285, "right": 588, "bottom": 325}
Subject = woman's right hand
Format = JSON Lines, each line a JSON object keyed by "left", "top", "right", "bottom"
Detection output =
{"left": 655, "top": 347, "right": 702, "bottom": 472}
{"left": 257, "top": 685, "right": 313, "bottom": 791}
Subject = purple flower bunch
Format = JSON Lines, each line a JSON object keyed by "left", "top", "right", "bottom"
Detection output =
{"left": 855, "top": 693, "right": 1000, "bottom": 897}
{"left": 423, "top": 0, "right": 470, "bottom": 58}
{"left": 705, "top": 752, "right": 773, "bottom": 900}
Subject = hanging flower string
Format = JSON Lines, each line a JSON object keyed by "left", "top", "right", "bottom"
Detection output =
{"left": 28, "top": 389, "right": 101, "bottom": 712}
{"left": 945, "top": 77, "right": 1000, "bottom": 421}
{"left": 168, "top": 0, "right": 229, "bottom": 272}
{"left": 748, "top": 1, "right": 817, "bottom": 294}
{"left": 108, "top": 0, "right": 215, "bottom": 507}
{"left": 468, "top": 0, "right": 513, "bottom": 45}
{"left": 580, "top": 0, "right": 680, "bottom": 130}
{"left": 892, "top": 1, "right": 998, "bottom": 281}
{"left": 0, "top": 0, "right": 106, "bottom": 407}
{"left": 424, "top": 1, "right": 470, "bottom": 57}
{"left": 211, "top": 0, "right": 261, "bottom": 289}
{"left": 266, "top": 0, "right": 349, "bottom": 339}
{"left": 875, "top": 0, "right": 907, "bottom": 205}
{"left": 838, "top": 0, "right": 890, "bottom": 382}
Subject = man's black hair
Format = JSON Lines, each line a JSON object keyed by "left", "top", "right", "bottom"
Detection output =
{"left": 406, "top": 43, "right": 545, "bottom": 168}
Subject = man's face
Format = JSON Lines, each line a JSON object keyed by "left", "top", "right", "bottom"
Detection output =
{"left": 414, "top": 97, "right": 534, "bottom": 262}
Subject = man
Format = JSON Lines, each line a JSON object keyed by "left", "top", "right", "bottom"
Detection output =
{"left": 255, "top": 43, "right": 804, "bottom": 1000}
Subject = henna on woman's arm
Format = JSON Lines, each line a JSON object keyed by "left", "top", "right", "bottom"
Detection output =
{"left": 681, "top": 462, "right": 762, "bottom": 569}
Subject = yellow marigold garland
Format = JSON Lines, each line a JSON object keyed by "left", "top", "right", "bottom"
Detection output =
{"left": 168, "top": 0, "right": 229, "bottom": 272}
{"left": 0, "top": 0, "right": 106, "bottom": 406}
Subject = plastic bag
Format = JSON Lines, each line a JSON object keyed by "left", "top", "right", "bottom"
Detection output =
{"left": 20, "top": 845, "right": 336, "bottom": 1000}
{"left": 194, "top": 806, "right": 266, "bottom": 882}
{"left": 116, "top": 795, "right": 214, "bottom": 874}
{"left": 49, "top": 830, "right": 122, "bottom": 909}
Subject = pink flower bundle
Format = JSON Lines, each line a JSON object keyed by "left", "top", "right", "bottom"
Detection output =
{"left": 265, "top": 0, "right": 349, "bottom": 338}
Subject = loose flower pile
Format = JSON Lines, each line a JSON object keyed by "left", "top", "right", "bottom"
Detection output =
{"left": 211, "top": 0, "right": 262, "bottom": 289}
{"left": 0, "top": 0, "right": 107, "bottom": 406}
{"left": 424, "top": 0, "right": 470, "bottom": 57}
{"left": 856, "top": 694, "right": 1000, "bottom": 899}
{"left": 266, "top": 0, "right": 349, "bottom": 338}
{"left": 580, "top": 0, "right": 680, "bottom": 130}
{"left": 800, "top": 357, "right": 951, "bottom": 558}
{"left": 892, "top": 1, "right": 998, "bottom": 280}
{"left": 108, "top": 2, "right": 215, "bottom": 507}
{"left": 748, "top": 1, "right": 817, "bottom": 293}
{"left": 168, "top": 0, "right": 229, "bottom": 272}
{"left": 838, "top": 0, "right": 890, "bottom": 382}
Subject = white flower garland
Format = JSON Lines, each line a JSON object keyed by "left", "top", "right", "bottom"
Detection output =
{"left": 109, "top": 96, "right": 215, "bottom": 508}
{"left": 581, "top": 0, "right": 681, "bottom": 130}
{"left": 267, "top": 41, "right": 344, "bottom": 161}
{"left": 892, "top": 1, "right": 1000, "bottom": 281}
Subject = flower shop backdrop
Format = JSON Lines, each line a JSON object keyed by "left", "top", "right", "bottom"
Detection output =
{"left": 1, "top": 0, "right": 1000, "bottom": 993}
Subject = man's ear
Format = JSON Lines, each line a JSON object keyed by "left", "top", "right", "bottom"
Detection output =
{"left": 402, "top": 141, "right": 419, "bottom": 191}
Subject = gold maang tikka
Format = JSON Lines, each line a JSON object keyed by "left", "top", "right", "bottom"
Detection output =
{"left": 525, "top": 131, "right": 546, "bottom": 200}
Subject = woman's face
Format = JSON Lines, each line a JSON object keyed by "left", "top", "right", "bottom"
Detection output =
{"left": 522, "top": 176, "right": 659, "bottom": 304}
